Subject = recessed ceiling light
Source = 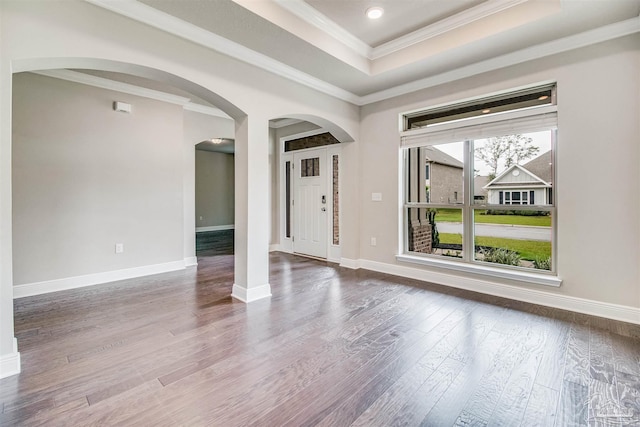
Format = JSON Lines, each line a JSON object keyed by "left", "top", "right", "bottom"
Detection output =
{"left": 538, "top": 95, "right": 549, "bottom": 100}
{"left": 210, "top": 138, "right": 224, "bottom": 144}
{"left": 482, "top": 109, "right": 491, "bottom": 114}
{"left": 366, "top": 7, "right": 384, "bottom": 19}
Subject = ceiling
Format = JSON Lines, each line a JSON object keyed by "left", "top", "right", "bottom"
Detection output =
{"left": 86, "top": 0, "right": 639, "bottom": 104}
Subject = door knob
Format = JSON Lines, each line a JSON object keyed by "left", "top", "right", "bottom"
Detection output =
{"left": 321, "top": 207, "right": 326, "bottom": 212}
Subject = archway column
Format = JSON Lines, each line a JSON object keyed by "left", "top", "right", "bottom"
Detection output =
{"left": 232, "top": 115, "right": 272, "bottom": 302}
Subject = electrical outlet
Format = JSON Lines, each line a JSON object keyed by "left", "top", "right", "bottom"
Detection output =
{"left": 370, "top": 237, "right": 377, "bottom": 246}
{"left": 115, "top": 243, "right": 124, "bottom": 254}
{"left": 199, "top": 216, "right": 203, "bottom": 221}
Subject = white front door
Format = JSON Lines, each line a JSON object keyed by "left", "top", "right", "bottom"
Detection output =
{"left": 293, "top": 149, "right": 327, "bottom": 258}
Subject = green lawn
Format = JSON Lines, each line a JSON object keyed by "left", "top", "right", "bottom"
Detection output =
{"left": 438, "top": 233, "right": 551, "bottom": 261}
{"left": 433, "top": 208, "right": 551, "bottom": 227}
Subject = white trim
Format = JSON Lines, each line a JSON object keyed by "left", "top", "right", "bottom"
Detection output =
{"left": 196, "top": 224, "right": 235, "bottom": 232}
{"left": 32, "top": 69, "right": 190, "bottom": 105}
{"left": 13, "top": 260, "right": 186, "bottom": 298}
{"left": 269, "top": 244, "right": 282, "bottom": 252}
{"left": 32, "top": 69, "right": 231, "bottom": 119}
{"left": 339, "top": 258, "right": 361, "bottom": 269}
{"left": 371, "top": 0, "right": 528, "bottom": 59}
{"left": 357, "top": 258, "right": 640, "bottom": 325}
{"left": 231, "top": 283, "right": 272, "bottom": 303}
{"left": 184, "top": 256, "right": 198, "bottom": 267}
{"left": 397, "top": 254, "right": 561, "bottom": 287}
{"left": 84, "top": 0, "right": 640, "bottom": 107}
{"left": 84, "top": 0, "right": 360, "bottom": 105}
{"left": 0, "top": 338, "right": 21, "bottom": 379}
{"left": 360, "top": 17, "right": 640, "bottom": 105}
{"left": 273, "top": 0, "right": 371, "bottom": 58}
{"left": 183, "top": 102, "right": 232, "bottom": 119}
{"left": 270, "top": 118, "right": 304, "bottom": 129}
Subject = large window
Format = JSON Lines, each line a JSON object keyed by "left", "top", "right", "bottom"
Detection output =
{"left": 401, "top": 85, "right": 557, "bottom": 279}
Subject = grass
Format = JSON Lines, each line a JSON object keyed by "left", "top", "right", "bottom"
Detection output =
{"left": 433, "top": 208, "right": 551, "bottom": 227}
{"left": 438, "top": 233, "right": 551, "bottom": 261}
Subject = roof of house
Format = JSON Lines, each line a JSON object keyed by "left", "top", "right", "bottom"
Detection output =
{"left": 521, "top": 150, "right": 552, "bottom": 183}
{"left": 425, "top": 146, "right": 463, "bottom": 169}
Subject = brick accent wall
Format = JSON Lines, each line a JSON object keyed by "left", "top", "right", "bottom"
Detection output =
{"left": 285, "top": 132, "right": 340, "bottom": 152}
{"left": 332, "top": 155, "right": 339, "bottom": 245}
{"left": 408, "top": 219, "right": 432, "bottom": 253}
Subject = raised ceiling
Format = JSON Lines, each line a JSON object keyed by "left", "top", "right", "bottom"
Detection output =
{"left": 86, "top": 0, "right": 640, "bottom": 104}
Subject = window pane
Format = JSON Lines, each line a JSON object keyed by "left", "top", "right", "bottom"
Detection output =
{"left": 407, "top": 142, "right": 464, "bottom": 204}
{"left": 332, "top": 155, "right": 339, "bottom": 245}
{"left": 301, "top": 157, "right": 320, "bottom": 177}
{"left": 473, "top": 130, "right": 553, "bottom": 206}
{"left": 473, "top": 209, "right": 552, "bottom": 271}
{"left": 407, "top": 207, "right": 463, "bottom": 259}
{"left": 285, "top": 161, "right": 291, "bottom": 238}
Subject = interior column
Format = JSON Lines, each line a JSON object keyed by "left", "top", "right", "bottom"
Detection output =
{"left": 231, "top": 115, "right": 272, "bottom": 302}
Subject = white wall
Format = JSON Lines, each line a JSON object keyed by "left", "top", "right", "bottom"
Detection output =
{"left": 0, "top": 0, "right": 359, "bottom": 371}
{"left": 359, "top": 35, "right": 640, "bottom": 309}
{"left": 195, "top": 150, "right": 234, "bottom": 228}
{"left": 12, "top": 73, "right": 184, "bottom": 285}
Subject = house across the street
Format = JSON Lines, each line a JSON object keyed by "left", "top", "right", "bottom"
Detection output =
{"left": 484, "top": 150, "right": 553, "bottom": 206}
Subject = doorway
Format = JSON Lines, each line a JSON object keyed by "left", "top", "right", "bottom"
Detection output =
{"left": 293, "top": 149, "right": 328, "bottom": 258}
{"left": 280, "top": 143, "right": 341, "bottom": 262}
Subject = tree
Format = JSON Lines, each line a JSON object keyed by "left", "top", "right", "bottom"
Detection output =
{"left": 475, "top": 134, "right": 539, "bottom": 179}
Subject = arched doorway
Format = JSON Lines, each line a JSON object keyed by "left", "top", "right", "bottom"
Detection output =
{"left": 270, "top": 116, "right": 354, "bottom": 263}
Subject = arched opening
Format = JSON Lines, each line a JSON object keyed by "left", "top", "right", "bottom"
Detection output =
{"left": 269, "top": 115, "right": 354, "bottom": 263}
{"left": 3, "top": 58, "right": 272, "bottom": 377}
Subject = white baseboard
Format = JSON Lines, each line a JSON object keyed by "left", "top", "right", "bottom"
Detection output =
{"left": 231, "top": 283, "right": 272, "bottom": 303}
{"left": 196, "top": 225, "right": 234, "bottom": 232}
{"left": 13, "top": 260, "right": 187, "bottom": 299}
{"left": 269, "top": 244, "right": 281, "bottom": 252}
{"left": 184, "top": 256, "right": 198, "bottom": 267}
{"left": 0, "top": 338, "right": 21, "bottom": 379}
{"left": 340, "top": 258, "right": 361, "bottom": 269}
{"left": 357, "top": 258, "right": 640, "bottom": 325}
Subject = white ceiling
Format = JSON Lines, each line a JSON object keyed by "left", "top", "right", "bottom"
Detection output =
{"left": 87, "top": 0, "right": 640, "bottom": 104}
{"left": 303, "top": 0, "right": 487, "bottom": 47}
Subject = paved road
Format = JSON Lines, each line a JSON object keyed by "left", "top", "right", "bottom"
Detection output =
{"left": 436, "top": 222, "right": 551, "bottom": 241}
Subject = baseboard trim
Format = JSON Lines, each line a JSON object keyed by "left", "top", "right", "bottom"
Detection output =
{"left": 0, "top": 338, "right": 21, "bottom": 379}
{"left": 13, "top": 260, "right": 187, "bottom": 299}
{"left": 339, "top": 258, "right": 361, "bottom": 269}
{"left": 196, "top": 225, "right": 234, "bottom": 232}
{"left": 231, "top": 283, "right": 272, "bottom": 303}
{"left": 358, "top": 259, "right": 640, "bottom": 325}
{"left": 269, "top": 244, "right": 281, "bottom": 252}
{"left": 184, "top": 256, "right": 198, "bottom": 267}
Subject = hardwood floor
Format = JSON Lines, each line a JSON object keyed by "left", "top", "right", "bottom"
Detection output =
{"left": 2, "top": 252, "right": 640, "bottom": 426}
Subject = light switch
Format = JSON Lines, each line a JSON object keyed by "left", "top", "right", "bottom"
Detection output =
{"left": 371, "top": 192, "right": 382, "bottom": 201}
{"left": 115, "top": 243, "right": 124, "bottom": 254}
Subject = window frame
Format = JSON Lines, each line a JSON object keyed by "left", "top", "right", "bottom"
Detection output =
{"left": 398, "top": 85, "right": 560, "bottom": 287}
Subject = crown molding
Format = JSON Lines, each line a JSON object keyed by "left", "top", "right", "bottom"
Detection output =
{"left": 273, "top": 0, "right": 372, "bottom": 58}
{"left": 359, "top": 16, "right": 640, "bottom": 105}
{"left": 84, "top": 0, "right": 360, "bottom": 105}
{"left": 32, "top": 69, "right": 191, "bottom": 105}
{"left": 32, "top": 69, "right": 232, "bottom": 119}
{"left": 269, "top": 118, "right": 304, "bottom": 129}
{"left": 370, "top": 0, "right": 528, "bottom": 59}
{"left": 183, "top": 102, "right": 231, "bottom": 119}
{"left": 83, "top": 1, "right": 640, "bottom": 107}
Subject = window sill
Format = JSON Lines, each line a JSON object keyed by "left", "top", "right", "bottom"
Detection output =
{"left": 396, "top": 254, "right": 562, "bottom": 287}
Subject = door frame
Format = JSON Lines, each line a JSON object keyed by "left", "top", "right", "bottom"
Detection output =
{"left": 278, "top": 132, "right": 341, "bottom": 262}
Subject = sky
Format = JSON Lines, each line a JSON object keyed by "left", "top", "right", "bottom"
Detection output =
{"left": 436, "top": 130, "right": 552, "bottom": 176}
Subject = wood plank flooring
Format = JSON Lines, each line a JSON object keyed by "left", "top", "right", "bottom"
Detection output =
{"left": 2, "top": 252, "right": 640, "bottom": 426}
